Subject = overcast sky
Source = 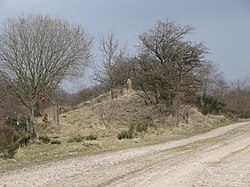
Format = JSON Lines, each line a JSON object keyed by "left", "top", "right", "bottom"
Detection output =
{"left": 0, "top": 0, "right": 250, "bottom": 92}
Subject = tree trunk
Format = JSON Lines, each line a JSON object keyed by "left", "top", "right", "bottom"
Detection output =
{"left": 111, "top": 89, "right": 114, "bottom": 100}
{"left": 55, "top": 89, "right": 60, "bottom": 131}
{"left": 56, "top": 97, "right": 60, "bottom": 128}
{"left": 52, "top": 100, "right": 56, "bottom": 122}
{"left": 29, "top": 106, "right": 35, "bottom": 133}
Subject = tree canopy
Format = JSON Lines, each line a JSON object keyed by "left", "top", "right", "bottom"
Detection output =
{"left": 133, "top": 20, "right": 209, "bottom": 113}
{"left": 0, "top": 15, "right": 92, "bottom": 127}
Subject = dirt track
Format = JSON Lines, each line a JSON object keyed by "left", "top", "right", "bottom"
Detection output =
{"left": 1, "top": 121, "right": 250, "bottom": 187}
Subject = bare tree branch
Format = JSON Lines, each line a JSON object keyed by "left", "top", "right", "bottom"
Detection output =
{"left": 134, "top": 19, "right": 209, "bottom": 114}
{"left": 93, "top": 30, "right": 128, "bottom": 99}
{"left": 0, "top": 15, "right": 93, "bottom": 132}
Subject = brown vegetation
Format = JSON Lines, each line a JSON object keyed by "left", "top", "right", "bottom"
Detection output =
{"left": 0, "top": 17, "right": 249, "bottom": 162}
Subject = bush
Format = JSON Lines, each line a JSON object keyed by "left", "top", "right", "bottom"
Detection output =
{"left": 84, "top": 134, "right": 97, "bottom": 140}
{"left": 38, "top": 135, "right": 51, "bottom": 144}
{"left": 0, "top": 124, "right": 20, "bottom": 159}
{"left": 117, "top": 123, "right": 149, "bottom": 140}
{"left": 68, "top": 135, "right": 83, "bottom": 143}
{"left": 18, "top": 131, "right": 31, "bottom": 147}
{"left": 5, "top": 117, "right": 17, "bottom": 127}
{"left": 51, "top": 140, "right": 61, "bottom": 144}
{"left": 191, "top": 95, "right": 226, "bottom": 115}
{"left": 5, "top": 117, "right": 30, "bottom": 131}
{"left": 237, "top": 111, "right": 250, "bottom": 119}
{"left": 1, "top": 117, "right": 36, "bottom": 159}
{"left": 117, "top": 130, "right": 133, "bottom": 140}
{"left": 68, "top": 134, "right": 97, "bottom": 143}
{"left": 135, "top": 123, "right": 148, "bottom": 133}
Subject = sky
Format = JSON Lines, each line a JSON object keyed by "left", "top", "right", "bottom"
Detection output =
{"left": 0, "top": 0, "right": 250, "bottom": 92}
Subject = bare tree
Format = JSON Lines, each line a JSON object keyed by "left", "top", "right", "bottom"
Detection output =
{"left": 134, "top": 20, "right": 209, "bottom": 114}
{"left": 198, "top": 62, "right": 228, "bottom": 98}
{"left": 93, "top": 31, "right": 128, "bottom": 99}
{"left": 0, "top": 15, "right": 92, "bottom": 132}
{"left": 224, "top": 78, "right": 250, "bottom": 116}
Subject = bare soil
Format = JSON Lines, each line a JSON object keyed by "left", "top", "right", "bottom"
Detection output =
{"left": 1, "top": 121, "right": 250, "bottom": 187}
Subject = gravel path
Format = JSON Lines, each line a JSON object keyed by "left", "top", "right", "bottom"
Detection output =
{"left": 0, "top": 121, "right": 249, "bottom": 187}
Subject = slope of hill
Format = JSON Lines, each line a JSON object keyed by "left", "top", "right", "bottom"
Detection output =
{"left": 0, "top": 88, "right": 229, "bottom": 174}
{"left": 49, "top": 88, "right": 227, "bottom": 139}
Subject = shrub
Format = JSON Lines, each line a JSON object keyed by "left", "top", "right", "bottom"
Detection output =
{"left": 30, "top": 132, "right": 37, "bottom": 140}
{"left": 38, "top": 135, "right": 51, "bottom": 144}
{"left": 69, "top": 135, "right": 83, "bottom": 143}
{"left": 51, "top": 140, "right": 61, "bottom": 144}
{"left": 5, "top": 117, "right": 17, "bottom": 127}
{"left": 1, "top": 117, "right": 36, "bottom": 159}
{"left": 117, "top": 123, "right": 150, "bottom": 140}
{"left": 68, "top": 134, "right": 97, "bottom": 143}
{"left": 0, "top": 124, "right": 20, "bottom": 159}
{"left": 191, "top": 95, "right": 226, "bottom": 115}
{"left": 127, "top": 125, "right": 134, "bottom": 137}
{"left": 237, "top": 111, "right": 250, "bottom": 119}
{"left": 19, "top": 131, "right": 31, "bottom": 147}
{"left": 117, "top": 130, "right": 133, "bottom": 140}
{"left": 135, "top": 123, "right": 148, "bottom": 133}
{"left": 84, "top": 134, "right": 97, "bottom": 140}
{"left": 117, "top": 124, "right": 134, "bottom": 140}
{"left": 5, "top": 117, "right": 30, "bottom": 131}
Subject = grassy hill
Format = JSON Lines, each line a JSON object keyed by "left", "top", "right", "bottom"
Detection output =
{"left": 43, "top": 88, "right": 227, "bottom": 140}
{"left": 0, "top": 88, "right": 229, "bottom": 173}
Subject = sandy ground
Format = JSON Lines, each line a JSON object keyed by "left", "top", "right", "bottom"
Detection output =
{"left": 0, "top": 121, "right": 250, "bottom": 187}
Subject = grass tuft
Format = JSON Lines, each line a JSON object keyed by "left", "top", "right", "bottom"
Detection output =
{"left": 38, "top": 136, "right": 51, "bottom": 144}
{"left": 68, "top": 134, "right": 97, "bottom": 143}
{"left": 51, "top": 140, "right": 61, "bottom": 144}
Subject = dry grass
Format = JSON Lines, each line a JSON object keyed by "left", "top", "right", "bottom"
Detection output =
{"left": 54, "top": 89, "right": 228, "bottom": 138}
{"left": 0, "top": 88, "right": 232, "bottom": 173}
